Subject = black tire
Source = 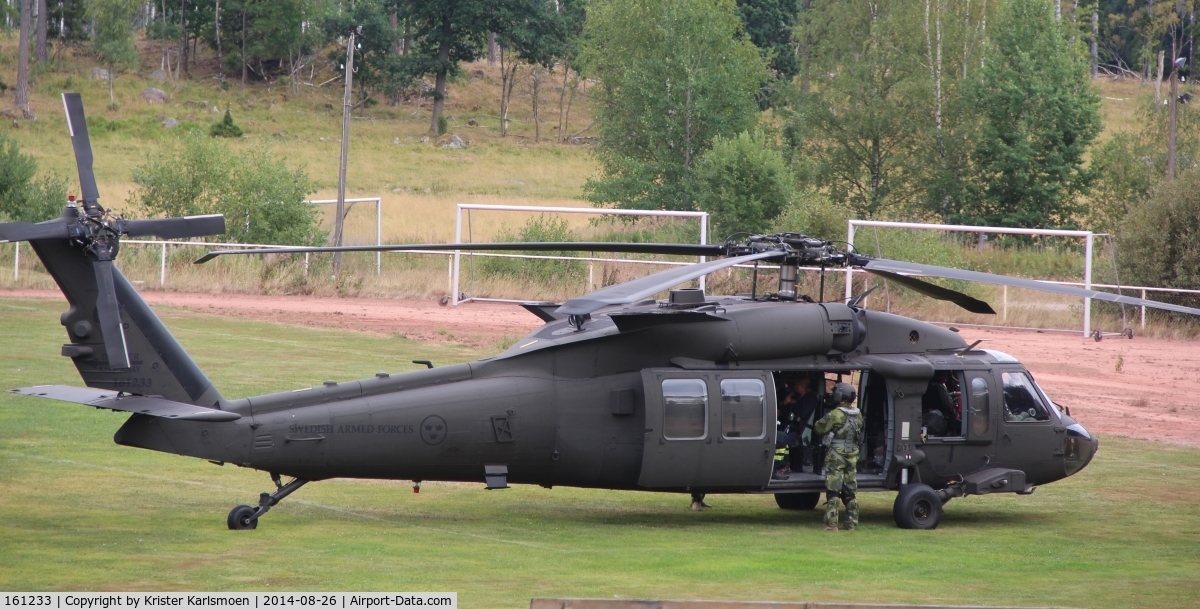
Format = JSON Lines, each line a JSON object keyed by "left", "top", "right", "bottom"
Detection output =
{"left": 227, "top": 505, "right": 259, "bottom": 530}
{"left": 893, "top": 484, "right": 943, "bottom": 530}
{"left": 774, "top": 492, "right": 821, "bottom": 511}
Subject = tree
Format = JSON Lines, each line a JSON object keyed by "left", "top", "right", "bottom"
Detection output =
{"left": 495, "top": 0, "right": 585, "bottom": 140}
{"left": 736, "top": 0, "right": 801, "bottom": 80}
{"left": 961, "top": 0, "right": 1101, "bottom": 228}
{"left": 15, "top": 0, "right": 32, "bottom": 118}
{"left": 499, "top": 0, "right": 583, "bottom": 140}
{"left": 582, "top": 0, "right": 767, "bottom": 211}
{"left": 0, "top": 134, "right": 67, "bottom": 223}
{"left": 695, "top": 129, "right": 794, "bottom": 238}
{"left": 48, "top": 0, "right": 89, "bottom": 49}
{"left": 221, "top": 0, "right": 323, "bottom": 84}
{"left": 394, "top": 0, "right": 492, "bottom": 135}
{"left": 1118, "top": 167, "right": 1200, "bottom": 290}
{"left": 90, "top": 0, "right": 140, "bottom": 106}
{"left": 210, "top": 108, "right": 244, "bottom": 137}
{"left": 131, "top": 133, "right": 324, "bottom": 246}
{"left": 35, "top": 0, "right": 47, "bottom": 63}
{"left": 1089, "top": 95, "right": 1200, "bottom": 232}
{"left": 785, "top": 0, "right": 927, "bottom": 218}
{"left": 321, "top": 0, "right": 408, "bottom": 106}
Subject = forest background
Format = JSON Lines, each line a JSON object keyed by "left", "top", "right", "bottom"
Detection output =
{"left": 1, "top": 0, "right": 1199, "bottom": 297}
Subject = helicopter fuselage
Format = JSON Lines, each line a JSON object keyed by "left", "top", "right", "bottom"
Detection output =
{"left": 113, "top": 297, "right": 1098, "bottom": 499}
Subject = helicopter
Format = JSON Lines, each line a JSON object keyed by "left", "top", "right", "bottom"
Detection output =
{"left": 6, "top": 93, "right": 1199, "bottom": 531}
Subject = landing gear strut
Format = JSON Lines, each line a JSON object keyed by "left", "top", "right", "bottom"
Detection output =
{"left": 228, "top": 472, "right": 309, "bottom": 530}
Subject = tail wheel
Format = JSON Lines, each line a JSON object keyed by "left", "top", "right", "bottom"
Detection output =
{"left": 893, "top": 484, "right": 943, "bottom": 529}
{"left": 227, "top": 505, "right": 259, "bottom": 530}
{"left": 774, "top": 492, "right": 821, "bottom": 510}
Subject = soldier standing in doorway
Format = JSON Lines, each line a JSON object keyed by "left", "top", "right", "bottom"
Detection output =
{"left": 814, "top": 382, "right": 863, "bottom": 530}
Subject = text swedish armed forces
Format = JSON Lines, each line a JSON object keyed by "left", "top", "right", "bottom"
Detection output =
{"left": 288, "top": 424, "right": 414, "bottom": 434}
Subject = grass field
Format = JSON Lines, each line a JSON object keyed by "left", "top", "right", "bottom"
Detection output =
{"left": 1, "top": 296, "right": 1199, "bottom": 607}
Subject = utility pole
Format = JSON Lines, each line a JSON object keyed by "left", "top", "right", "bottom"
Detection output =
{"left": 333, "top": 26, "right": 361, "bottom": 278}
{"left": 1168, "top": 55, "right": 1186, "bottom": 181}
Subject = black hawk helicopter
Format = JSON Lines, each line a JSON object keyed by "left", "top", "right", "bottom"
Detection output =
{"left": 7, "top": 94, "right": 1199, "bottom": 530}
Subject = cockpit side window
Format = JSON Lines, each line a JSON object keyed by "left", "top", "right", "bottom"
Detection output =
{"left": 969, "top": 376, "right": 990, "bottom": 436}
{"left": 1001, "top": 372, "right": 1051, "bottom": 422}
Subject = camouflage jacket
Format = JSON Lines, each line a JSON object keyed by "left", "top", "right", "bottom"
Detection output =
{"left": 814, "top": 405, "right": 863, "bottom": 449}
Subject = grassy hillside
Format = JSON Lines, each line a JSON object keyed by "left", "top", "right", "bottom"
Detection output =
{"left": 2, "top": 39, "right": 599, "bottom": 244}
{"left": 0, "top": 36, "right": 1158, "bottom": 245}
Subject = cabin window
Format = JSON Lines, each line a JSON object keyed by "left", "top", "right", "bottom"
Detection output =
{"left": 720, "top": 379, "right": 765, "bottom": 439}
{"left": 1001, "top": 372, "right": 1051, "bottom": 422}
{"left": 662, "top": 379, "right": 708, "bottom": 439}
{"left": 969, "top": 376, "right": 991, "bottom": 436}
{"left": 922, "top": 370, "right": 965, "bottom": 438}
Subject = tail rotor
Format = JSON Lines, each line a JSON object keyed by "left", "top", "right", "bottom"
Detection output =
{"left": 0, "top": 93, "right": 225, "bottom": 370}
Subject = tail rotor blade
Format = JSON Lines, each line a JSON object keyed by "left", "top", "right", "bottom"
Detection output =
{"left": 0, "top": 219, "right": 69, "bottom": 243}
{"left": 92, "top": 259, "right": 131, "bottom": 370}
{"left": 122, "top": 215, "right": 226, "bottom": 239}
{"left": 62, "top": 93, "right": 100, "bottom": 208}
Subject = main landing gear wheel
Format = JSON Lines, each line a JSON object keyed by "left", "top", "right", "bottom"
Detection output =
{"left": 774, "top": 492, "right": 821, "bottom": 510}
{"left": 227, "top": 505, "right": 258, "bottom": 530}
{"left": 227, "top": 472, "right": 310, "bottom": 530}
{"left": 893, "top": 483, "right": 943, "bottom": 529}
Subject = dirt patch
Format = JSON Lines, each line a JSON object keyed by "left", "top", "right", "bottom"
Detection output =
{"left": 7, "top": 288, "right": 1199, "bottom": 447}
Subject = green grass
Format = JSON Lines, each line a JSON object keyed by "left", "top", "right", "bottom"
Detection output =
{"left": 1, "top": 296, "right": 1199, "bottom": 606}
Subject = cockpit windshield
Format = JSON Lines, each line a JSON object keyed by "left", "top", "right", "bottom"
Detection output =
{"left": 1000, "top": 371, "right": 1053, "bottom": 422}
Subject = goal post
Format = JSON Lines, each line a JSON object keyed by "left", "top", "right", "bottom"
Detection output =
{"left": 846, "top": 220, "right": 1096, "bottom": 337}
{"left": 453, "top": 204, "right": 709, "bottom": 306}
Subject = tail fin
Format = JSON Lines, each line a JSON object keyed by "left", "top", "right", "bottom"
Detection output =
{"left": 30, "top": 237, "right": 224, "bottom": 407}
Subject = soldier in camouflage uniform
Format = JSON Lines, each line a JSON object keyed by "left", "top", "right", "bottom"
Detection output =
{"left": 813, "top": 382, "right": 863, "bottom": 530}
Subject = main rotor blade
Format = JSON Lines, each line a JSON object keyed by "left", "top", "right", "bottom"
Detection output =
{"left": 92, "top": 259, "right": 131, "bottom": 370}
{"left": 557, "top": 250, "right": 787, "bottom": 316}
{"left": 864, "top": 269, "right": 996, "bottom": 315}
{"left": 62, "top": 93, "right": 100, "bottom": 206}
{"left": 0, "top": 219, "right": 69, "bottom": 243}
{"left": 194, "top": 241, "right": 726, "bottom": 264}
{"left": 122, "top": 215, "right": 226, "bottom": 239}
{"left": 863, "top": 258, "right": 1200, "bottom": 317}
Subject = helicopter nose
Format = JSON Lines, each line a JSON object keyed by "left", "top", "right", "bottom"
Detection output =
{"left": 1063, "top": 422, "right": 1098, "bottom": 477}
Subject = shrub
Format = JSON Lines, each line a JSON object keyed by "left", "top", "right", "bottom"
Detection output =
{"left": 0, "top": 134, "right": 68, "bottom": 223}
{"left": 130, "top": 132, "right": 324, "bottom": 245}
{"left": 1118, "top": 168, "right": 1200, "bottom": 290}
{"left": 479, "top": 215, "right": 584, "bottom": 283}
{"left": 210, "top": 108, "right": 244, "bottom": 138}
{"left": 771, "top": 189, "right": 847, "bottom": 242}
{"left": 437, "top": 115, "right": 448, "bottom": 136}
{"left": 695, "top": 129, "right": 794, "bottom": 240}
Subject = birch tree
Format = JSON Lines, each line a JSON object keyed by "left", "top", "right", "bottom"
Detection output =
{"left": 582, "top": 0, "right": 767, "bottom": 211}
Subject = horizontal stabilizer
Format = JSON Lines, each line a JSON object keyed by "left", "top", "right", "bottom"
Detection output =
{"left": 9, "top": 385, "right": 240, "bottom": 422}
